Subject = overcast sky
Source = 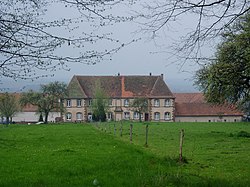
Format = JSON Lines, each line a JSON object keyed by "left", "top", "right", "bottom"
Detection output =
{"left": 1, "top": 1, "right": 213, "bottom": 93}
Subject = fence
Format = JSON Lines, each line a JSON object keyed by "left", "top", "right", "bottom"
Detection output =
{"left": 94, "top": 121, "right": 185, "bottom": 163}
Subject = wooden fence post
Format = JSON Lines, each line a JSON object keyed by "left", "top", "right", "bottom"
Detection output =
{"left": 179, "top": 129, "right": 184, "bottom": 162}
{"left": 114, "top": 124, "right": 116, "bottom": 136}
{"left": 145, "top": 124, "right": 149, "bottom": 147}
{"left": 120, "top": 122, "right": 123, "bottom": 137}
{"left": 130, "top": 124, "right": 133, "bottom": 143}
{"left": 108, "top": 123, "right": 111, "bottom": 134}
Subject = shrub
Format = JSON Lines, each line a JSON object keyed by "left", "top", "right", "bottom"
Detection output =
{"left": 237, "top": 131, "right": 250, "bottom": 138}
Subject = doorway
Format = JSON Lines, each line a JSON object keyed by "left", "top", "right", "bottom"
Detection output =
{"left": 144, "top": 113, "right": 149, "bottom": 121}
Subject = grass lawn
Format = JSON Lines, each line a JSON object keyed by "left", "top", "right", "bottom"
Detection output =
{"left": 0, "top": 122, "right": 249, "bottom": 186}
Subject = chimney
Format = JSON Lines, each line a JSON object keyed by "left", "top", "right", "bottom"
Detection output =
{"left": 149, "top": 73, "right": 152, "bottom": 76}
{"left": 161, "top": 74, "right": 164, "bottom": 79}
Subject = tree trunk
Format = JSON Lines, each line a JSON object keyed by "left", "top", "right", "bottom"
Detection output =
{"left": 44, "top": 112, "right": 49, "bottom": 124}
{"left": 39, "top": 113, "right": 44, "bottom": 122}
{"left": 6, "top": 116, "right": 10, "bottom": 126}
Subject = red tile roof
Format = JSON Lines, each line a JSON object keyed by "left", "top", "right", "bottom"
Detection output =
{"left": 174, "top": 93, "right": 243, "bottom": 116}
{"left": 174, "top": 93, "right": 205, "bottom": 103}
{"left": 70, "top": 75, "right": 174, "bottom": 98}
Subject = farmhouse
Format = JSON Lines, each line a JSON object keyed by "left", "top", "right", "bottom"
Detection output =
{"left": 64, "top": 74, "right": 175, "bottom": 122}
{"left": 174, "top": 93, "right": 243, "bottom": 122}
{"left": 1, "top": 75, "right": 244, "bottom": 123}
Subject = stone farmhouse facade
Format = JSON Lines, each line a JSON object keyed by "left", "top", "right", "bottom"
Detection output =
{"left": 63, "top": 74, "right": 175, "bottom": 122}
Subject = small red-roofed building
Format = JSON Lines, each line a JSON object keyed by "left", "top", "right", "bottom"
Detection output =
{"left": 174, "top": 93, "right": 243, "bottom": 122}
{"left": 0, "top": 93, "right": 60, "bottom": 123}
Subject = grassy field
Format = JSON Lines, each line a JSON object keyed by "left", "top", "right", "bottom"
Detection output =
{"left": 0, "top": 122, "right": 249, "bottom": 186}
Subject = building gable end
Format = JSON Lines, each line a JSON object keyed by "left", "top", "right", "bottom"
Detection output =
{"left": 67, "top": 76, "right": 87, "bottom": 98}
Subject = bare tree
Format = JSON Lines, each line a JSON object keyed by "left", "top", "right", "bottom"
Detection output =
{"left": 133, "top": 0, "right": 250, "bottom": 64}
{"left": 0, "top": 0, "right": 134, "bottom": 81}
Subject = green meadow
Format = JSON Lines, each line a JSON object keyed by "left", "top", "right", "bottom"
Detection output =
{"left": 0, "top": 122, "right": 249, "bottom": 186}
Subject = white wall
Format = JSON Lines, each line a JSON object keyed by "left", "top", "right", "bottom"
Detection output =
{"left": 175, "top": 116, "right": 242, "bottom": 122}
{"left": 12, "top": 112, "right": 61, "bottom": 123}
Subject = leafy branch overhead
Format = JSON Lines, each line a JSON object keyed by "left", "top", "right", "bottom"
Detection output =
{"left": 195, "top": 12, "right": 250, "bottom": 108}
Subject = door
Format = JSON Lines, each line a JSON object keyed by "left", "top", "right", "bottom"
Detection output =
{"left": 144, "top": 113, "right": 149, "bottom": 121}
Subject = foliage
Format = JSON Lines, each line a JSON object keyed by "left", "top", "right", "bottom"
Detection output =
{"left": 20, "top": 81, "right": 67, "bottom": 124}
{"left": 130, "top": 97, "right": 148, "bottom": 122}
{"left": 0, "top": 123, "right": 249, "bottom": 186}
{"left": 0, "top": 0, "right": 133, "bottom": 81}
{"left": 92, "top": 83, "right": 109, "bottom": 122}
{"left": 196, "top": 12, "right": 250, "bottom": 108}
{"left": 0, "top": 92, "right": 19, "bottom": 125}
{"left": 237, "top": 130, "right": 250, "bottom": 138}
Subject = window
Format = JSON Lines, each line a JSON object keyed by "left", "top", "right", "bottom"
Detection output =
{"left": 124, "top": 112, "right": 130, "bottom": 120}
{"left": 134, "top": 112, "right": 139, "bottom": 119}
{"left": 108, "top": 112, "right": 113, "bottom": 120}
{"left": 165, "top": 99, "right": 171, "bottom": 107}
{"left": 88, "top": 99, "right": 92, "bottom": 106}
{"left": 154, "top": 112, "right": 160, "bottom": 121}
{"left": 76, "top": 112, "right": 83, "bottom": 120}
{"left": 124, "top": 99, "right": 129, "bottom": 107}
{"left": 66, "top": 113, "right": 72, "bottom": 121}
{"left": 88, "top": 113, "right": 92, "bottom": 121}
{"left": 77, "top": 99, "right": 82, "bottom": 107}
{"left": 154, "top": 99, "right": 160, "bottom": 107}
{"left": 164, "top": 112, "right": 171, "bottom": 121}
{"left": 108, "top": 99, "right": 112, "bottom": 106}
{"left": 66, "top": 99, "right": 71, "bottom": 107}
